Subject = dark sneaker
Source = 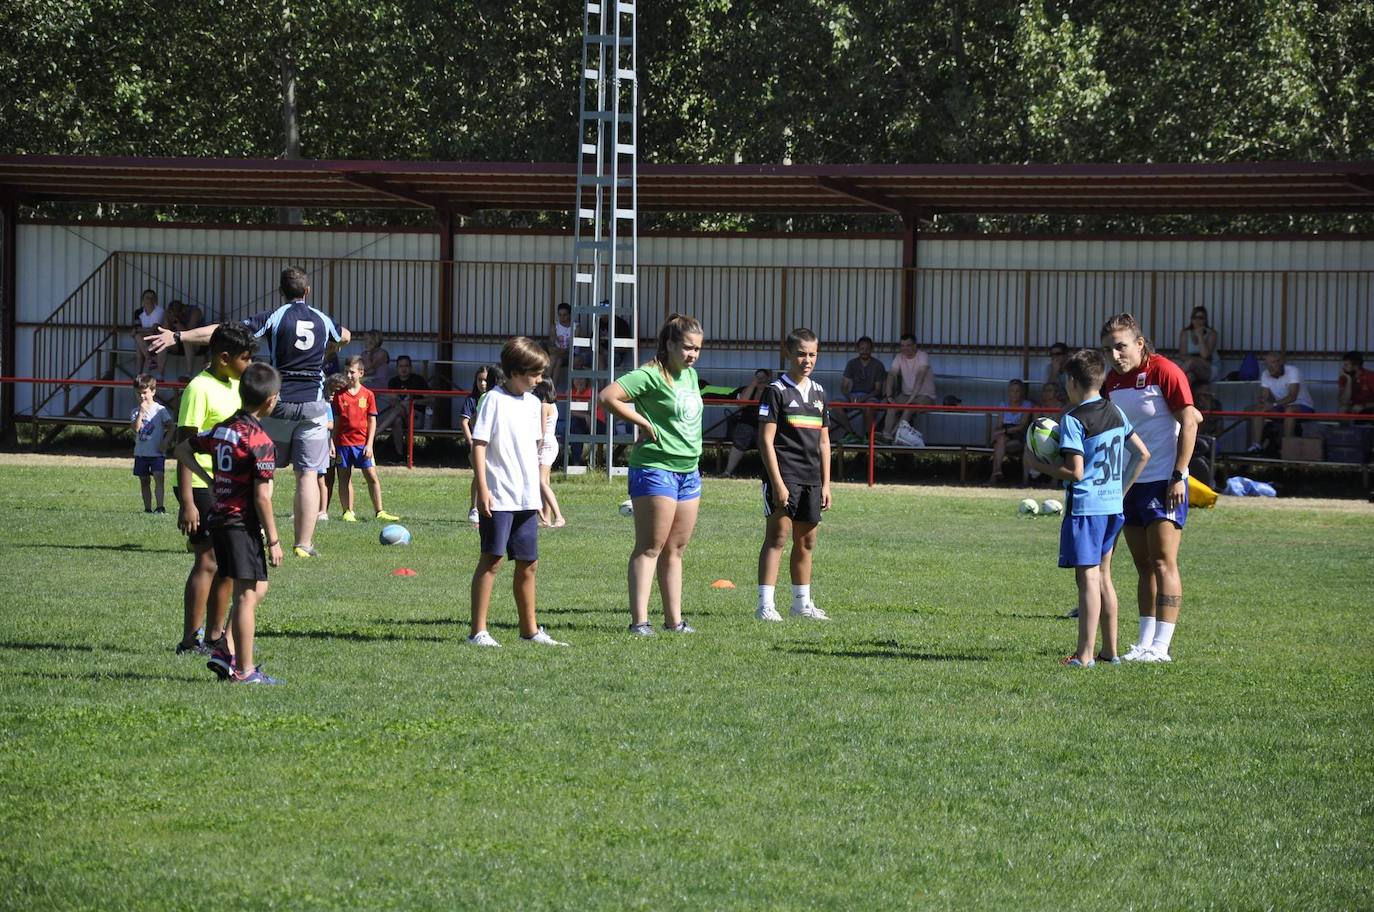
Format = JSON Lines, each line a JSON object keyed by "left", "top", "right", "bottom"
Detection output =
{"left": 154, "top": 507, "right": 167, "bottom": 515}
{"left": 207, "top": 644, "right": 235, "bottom": 681}
{"left": 664, "top": 620, "right": 696, "bottom": 634}
{"left": 175, "top": 639, "right": 210, "bottom": 656}
{"left": 628, "top": 622, "right": 656, "bottom": 636}
{"left": 233, "top": 666, "right": 281, "bottom": 685}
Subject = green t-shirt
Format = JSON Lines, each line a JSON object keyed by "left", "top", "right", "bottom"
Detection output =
{"left": 617, "top": 364, "right": 703, "bottom": 472}
{"left": 177, "top": 370, "right": 241, "bottom": 488}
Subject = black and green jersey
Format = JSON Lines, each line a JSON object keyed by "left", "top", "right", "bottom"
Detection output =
{"left": 758, "top": 374, "right": 828, "bottom": 485}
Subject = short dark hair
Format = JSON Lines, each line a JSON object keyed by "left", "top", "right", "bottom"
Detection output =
{"left": 1343, "top": 351, "right": 1364, "bottom": 366}
{"left": 141, "top": 288, "right": 157, "bottom": 302}
{"left": 396, "top": 355, "right": 412, "bottom": 367}
{"left": 784, "top": 327, "right": 818, "bottom": 354}
{"left": 1064, "top": 348, "right": 1107, "bottom": 392}
{"left": 239, "top": 363, "right": 280, "bottom": 411}
{"left": 857, "top": 335, "right": 874, "bottom": 346}
{"left": 533, "top": 379, "right": 557, "bottom": 404}
{"left": 556, "top": 301, "right": 571, "bottom": 314}
{"left": 485, "top": 363, "right": 506, "bottom": 388}
{"left": 1008, "top": 378, "right": 1025, "bottom": 389}
{"left": 280, "top": 267, "right": 308, "bottom": 300}
{"left": 134, "top": 373, "right": 157, "bottom": 392}
{"left": 1049, "top": 342, "right": 1068, "bottom": 356}
{"left": 899, "top": 332, "right": 916, "bottom": 344}
{"left": 208, "top": 323, "right": 257, "bottom": 359}
{"left": 501, "top": 337, "right": 548, "bottom": 377}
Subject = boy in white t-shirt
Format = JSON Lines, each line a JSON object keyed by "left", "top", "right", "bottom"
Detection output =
{"left": 131, "top": 374, "right": 174, "bottom": 513}
{"left": 1248, "top": 350, "right": 1316, "bottom": 450}
{"left": 467, "top": 337, "right": 567, "bottom": 648}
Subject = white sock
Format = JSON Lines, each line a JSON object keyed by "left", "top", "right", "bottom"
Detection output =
{"left": 1138, "top": 616, "right": 1156, "bottom": 648}
{"left": 758, "top": 585, "right": 775, "bottom": 610}
{"left": 791, "top": 584, "right": 811, "bottom": 607}
{"left": 1152, "top": 621, "right": 1176, "bottom": 654}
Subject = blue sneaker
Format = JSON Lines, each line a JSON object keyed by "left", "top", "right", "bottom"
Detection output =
{"left": 233, "top": 666, "right": 281, "bottom": 685}
{"left": 1060, "top": 655, "right": 1095, "bottom": 668}
{"left": 628, "top": 622, "right": 656, "bottom": 636}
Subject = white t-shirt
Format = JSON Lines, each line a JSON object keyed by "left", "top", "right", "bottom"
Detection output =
{"left": 132, "top": 402, "right": 172, "bottom": 457}
{"left": 1259, "top": 365, "right": 1314, "bottom": 410}
{"left": 137, "top": 305, "right": 165, "bottom": 331}
{"left": 554, "top": 321, "right": 573, "bottom": 351}
{"left": 471, "top": 385, "right": 542, "bottom": 511}
{"left": 890, "top": 350, "right": 935, "bottom": 399}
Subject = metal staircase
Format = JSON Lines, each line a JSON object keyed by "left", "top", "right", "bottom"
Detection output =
{"left": 563, "top": 0, "right": 639, "bottom": 475}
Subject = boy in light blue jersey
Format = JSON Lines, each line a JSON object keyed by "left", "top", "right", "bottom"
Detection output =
{"left": 1025, "top": 348, "right": 1149, "bottom": 667}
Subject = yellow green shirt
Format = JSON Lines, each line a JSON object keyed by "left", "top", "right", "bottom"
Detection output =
{"left": 177, "top": 370, "right": 241, "bottom": 488}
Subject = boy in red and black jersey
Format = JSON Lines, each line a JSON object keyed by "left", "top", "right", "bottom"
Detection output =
{"left": 175, "top": 363, "right": 284, "bottom": 685}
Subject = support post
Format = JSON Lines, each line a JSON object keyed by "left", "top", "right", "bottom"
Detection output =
{"left": 436, "top": 208, "right": 456, "bottom": 429}
{"left": 1280, "top": 271, "right": 1289, "bottom": 354}
{"left": 1, "top": 199, "right": 17, "bottom": 441}
{"left": 900, "top": 212, "right": 918, "bottom": 338}
{"left": 1021, "top": 270, "right": 1033, "bottom": 380}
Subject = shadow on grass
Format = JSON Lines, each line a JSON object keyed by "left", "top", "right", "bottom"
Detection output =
{"left": 5, "top": 669, "right": 200, "bottom": 683}
{"left": 19, "top": 542, "right": 185, "bottom": 555}
{"left": 257, "top": 628, "right": 447, "bottom": 644}
{"left": 1002, "top": 612, "right": 1074, "bottom": 621}
{"left": 775, "top": 640, "right": 991, "bottom": 663}
{"left": 0, "top": 640, "right": 96, "bottom": 652}
{"left": 373, "top": 617, "right": 462, "bottom": 627}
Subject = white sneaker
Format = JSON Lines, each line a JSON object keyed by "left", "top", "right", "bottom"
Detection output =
{"left": 468, "top": 508, "right": 479, "bottom": 524}
{"left": 522, "top": 627, "right": 569, "bottom": 646}
{"left": 1122, "top": 642, "right": 1151, "bottom": 661}
{"left": 467, "top": 630, "right": 501, "bottom": 647}
{"left": 755, "top": 605, "right": 784, "bottom": 622}
{"left": 1137, "top": 648, "right": 1172, "bottom": 663}
{"left": 316, "top": 511, "right": 329, "bottom": 522}
{"left": 790, "top": 601, "right": 830, "bottom": 620}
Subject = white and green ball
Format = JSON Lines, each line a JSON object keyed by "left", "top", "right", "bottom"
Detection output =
{"left": 1018, "top": 497, "right": 1041, "bottom": 516}
{"left": 1040, "top": 498, "right": 1064, "bottom": 515}
{"left": 1026, "top": 417, "right": 1061, "bottom": 462}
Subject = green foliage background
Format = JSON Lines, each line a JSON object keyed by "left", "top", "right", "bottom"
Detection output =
{"left": 1, "top": 0, "right": 1371, "bottom": 231}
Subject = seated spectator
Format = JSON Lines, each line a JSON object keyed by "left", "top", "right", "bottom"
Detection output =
{"left": 1248, "top": 351, "right": 1315, "bottom": 453}
{"left": 132, "top": 289, "right": 166, "bottom": 377}
{"left": 164, "top": 298, "right": 205, "bottom": 379}
{"left": 1038, "top": 382, "right": 1064, "bottom": 412}
{"left": 723, "top": 368, "right": 772, "bottom": 477}
{"left": 881, "top": 333, "right": 936, "bottom": 440}
{"left": 988, "top": 379, "right": 1031, "bottom": 485}
{"left": 1178, "top": 306, "right": 1222, "bottom": 388}
{"left": 1044, "top": 342, "right": 1069, "bottom": 403}
{"left": 363, "top": 330, "right": 391, "bottom": 401}
{"left": 547, "top": 302, "right": 574, "bottom": 387}
{"left": 377, "top": 356, "right": 432, "bottom": 460}
{"left": 1192, "top": 382, "right": 1225, "bottom": 438}
{"left": 1339, "top": 351, "right": 1374, "bottom": 414}
{"left": 833, "top": 336, "right": 887, "bottom": 439}
{"left": 597, "top": 311, "right": 635, "bottom": 370}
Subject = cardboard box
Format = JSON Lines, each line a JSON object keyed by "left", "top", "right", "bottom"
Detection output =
{"left": 1280, "top": 436, "right": 1323, "bottom": 462}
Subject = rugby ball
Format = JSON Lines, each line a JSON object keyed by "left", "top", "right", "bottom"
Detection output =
{"left": 1040, "top": 498, "right": 1064, "bottom": 515}
{"left": 1018, "top": 497, "right": 1041, "bottom": 516}
{"left": 1026, "top": 417, "right": 1061, "bottom": 461}
{"left": 619, "top": 498, "right": 634, "bottom": 516}
{"left": 379, "top": 523, "right": 412, "bottom": 545}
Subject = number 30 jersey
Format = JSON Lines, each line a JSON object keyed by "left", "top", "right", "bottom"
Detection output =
{"left": 241, "top": 299, "right": 342, "bottom": 402}
{"left": 1058, "top": 395, "right": 1136, "bottom": 516}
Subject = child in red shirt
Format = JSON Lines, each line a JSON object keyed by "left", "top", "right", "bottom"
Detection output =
{"left": 332, "top": 356, "right": 399, "bottom": 523}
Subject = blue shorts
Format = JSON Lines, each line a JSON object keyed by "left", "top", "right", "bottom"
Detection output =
{"left": 1123, "top": 479, "right": 1189, "bottom": 529}
{"left": 132, "top": 456, "right": 165, "bottom": 477}
{"left": 479, "top": 509, "right": 539, "bottom": 562}
{"left": 628, "top": 466, "right": 702, "bottom": 502}
{"left": 336, "top": 445, "right": 374, "bottom": 469}
{"left": 1059, "top": 513, "right": 1125, "bottom": 569}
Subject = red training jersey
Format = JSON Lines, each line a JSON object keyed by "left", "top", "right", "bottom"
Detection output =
{"left": 1340, "top": 367, "right": 1374, "bottom": 409}
{"left": 333, "top": 386, "right": 377, "bottom": 446}
{"left": 192, "top": 412, "right": 276, "bottom": 529}
{"left": 1102, "top": 353, "right": 1193, "bottom": 484}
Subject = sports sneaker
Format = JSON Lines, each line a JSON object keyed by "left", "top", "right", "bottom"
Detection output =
{"left": 316, "top": 511, "right": 329, "bottom": 522}
{"left": 376, "top": 510, "right": 400, "bottom": 522}
{"left": 664, "top": 620, "right": 696, "bottom": 634}
{"left": 1122, "top": 642, "right": 1151, "bottom": 662}
{"left": 1137, "top": 648, "right": 1172, "bottom": 663}
{"left": 1063, "top": 607, "right": 1080, "bottom": 619}
{"left": 175, "top": 639, "right": 210, "bottom": 656}
{"left": 790, "top": 601, "right": 830, "bottom": 620}
{"left": 468, "top": 508, "right": 480, "bottom": 524}
{"left": 467, "top": 630, "right": 501, "bottom": 647}
{"left": 232, "top": 666, "right": 281, "bottom": 685}
{"left": 628, "top": 622, "right": 656, "bottom": 636}
{"left": 293, "top": 545, "right": 319, "bottom": 559}
{"left": 207, "top": 644, "right": 235, "bottom": 681}
{"left": 1095, "top": 654, "right": 1123, "bottom": 665}
{"left": 521, "top": 627, "right": 569, "bottom": 646}
{"left": 342, "top": 510, "right": 358, "bottom": 522}
{"left": 154, "top": 506, "right": 167, "bottom": 515}
{"left": 1060, "top": 655, "right": 1095, "bottom": 668}
{"left": 756, "top": 605, "right": 784, "bottom": 622}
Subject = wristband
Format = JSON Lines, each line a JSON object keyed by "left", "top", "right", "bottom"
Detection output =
{"left": 1170, "top": 469, "right": 1188, "bottom": 482}
{"left": 173, "top": 330, "right": 182, "bottom": 345}
{"left": 268, "top": 539, "right": 280, "bottom": 547}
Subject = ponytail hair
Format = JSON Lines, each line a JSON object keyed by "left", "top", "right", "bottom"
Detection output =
{"left": 1100, "top": 312, "right": 1154, "bottom": 356}
{"left": 655, "top": 313, "right": 704, "bottom": 372}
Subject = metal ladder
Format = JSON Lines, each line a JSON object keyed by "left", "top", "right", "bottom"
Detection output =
{"left": 564, "top": 0, "right": 638, "bottom": 476}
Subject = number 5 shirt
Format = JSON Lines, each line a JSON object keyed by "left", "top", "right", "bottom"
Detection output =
{"left": 1058, "top": 395, "right": 1136, "bottom": 516}
{"left": 241, "top": 299, "right": 343, "bottom": 403}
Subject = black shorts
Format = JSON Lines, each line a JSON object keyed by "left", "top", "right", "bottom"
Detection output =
{"left": 209, "top": 526, "right": 269, "bottom": 582}
{"left": 173, "top": 486, "right": 215, "bottom": 545}
{"left": 761, "top": 480, "right": 823, "bottom": 524}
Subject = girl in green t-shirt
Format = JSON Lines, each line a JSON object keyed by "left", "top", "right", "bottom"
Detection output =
{"left": 599, "top": 314, "right": 706, "bottom": 636}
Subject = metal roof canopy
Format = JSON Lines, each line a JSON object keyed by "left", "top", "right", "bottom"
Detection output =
{"left": 1, "top": 156, "right": 1373, "bottom": 217}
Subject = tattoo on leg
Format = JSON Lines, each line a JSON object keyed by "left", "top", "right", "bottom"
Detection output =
{"left": 1156, "top": 595, "right": 1182, "bottom": 608}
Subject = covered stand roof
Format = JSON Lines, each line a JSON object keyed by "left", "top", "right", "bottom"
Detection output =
{"left": 1, "top": 155, "right": 1373, "bottom": 217}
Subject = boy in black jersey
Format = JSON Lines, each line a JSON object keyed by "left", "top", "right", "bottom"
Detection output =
{"left": 756, "top": 328, "right": 833, "bottom": 621}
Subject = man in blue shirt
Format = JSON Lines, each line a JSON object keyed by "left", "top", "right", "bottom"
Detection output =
{"left": 1024, "top": 348, "right": 1149, "bottom": 668}
{"left": 147, "top": 267, "right": 351, "bottom": 557}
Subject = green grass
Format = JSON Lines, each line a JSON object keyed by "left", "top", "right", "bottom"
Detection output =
{"left": 1, "top": 461, "right": 1371, "bottom": 911}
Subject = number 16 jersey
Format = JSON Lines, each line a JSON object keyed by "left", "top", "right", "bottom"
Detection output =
{"left": 1057, "top": 395, "right": 1136, "bottom": 516}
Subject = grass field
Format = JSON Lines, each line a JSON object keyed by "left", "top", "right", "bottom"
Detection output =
{"left": 1, "top": 455, "right": 1371, "bottom": 911}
